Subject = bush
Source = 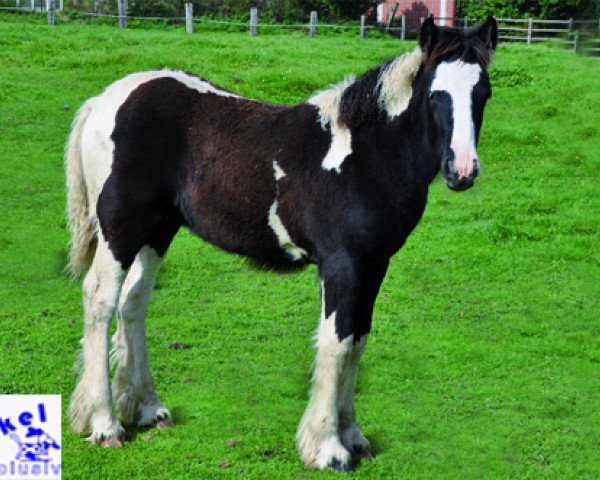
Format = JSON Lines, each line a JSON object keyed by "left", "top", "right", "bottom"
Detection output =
{"left": 456, "top": 0, "right": 600, "bottom": 20}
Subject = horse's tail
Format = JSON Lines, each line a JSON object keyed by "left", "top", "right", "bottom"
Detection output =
{"left": 65, "top": 99, "right": 97, "bottom": 278}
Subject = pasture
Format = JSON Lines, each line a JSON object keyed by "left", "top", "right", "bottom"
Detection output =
{"left": 0, "top": 12, "right": 599, "bottom": 479}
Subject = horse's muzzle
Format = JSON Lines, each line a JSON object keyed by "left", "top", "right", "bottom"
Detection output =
{"left": 442, "top": 156, "right": 479, "bottom": 191}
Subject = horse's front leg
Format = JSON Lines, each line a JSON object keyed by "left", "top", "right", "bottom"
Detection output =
{"left": 297, "top": 252, "right": 362, "bottom": 472}
{"left": 338, "top": 259, "right": 389, "bottom": 460}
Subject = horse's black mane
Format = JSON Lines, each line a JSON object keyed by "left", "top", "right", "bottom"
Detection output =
{"left": 338, "top": 61, "right": 392, "bottom": 129}
{"left": 426, "top": 26, "right": 494, "bottom": 70}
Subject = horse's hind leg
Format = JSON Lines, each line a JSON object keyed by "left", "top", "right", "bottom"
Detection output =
{"left": 70, "top": 234, "right": 126, "bottom": 446}
{"left": 111, "top": 246, "right": 172, "bottom": 428}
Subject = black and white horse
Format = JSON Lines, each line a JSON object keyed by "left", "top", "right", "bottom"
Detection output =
{"left": 66, "top": 17, "right": 498, "bottom": 471}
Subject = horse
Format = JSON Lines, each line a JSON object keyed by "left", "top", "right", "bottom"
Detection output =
{"left": 65, "top": 16, "right": 498, "bottom": 471}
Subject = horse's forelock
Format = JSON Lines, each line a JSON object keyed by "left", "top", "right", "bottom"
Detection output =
{"left": 425, "top": 29, "right": 494, "bottom": 71}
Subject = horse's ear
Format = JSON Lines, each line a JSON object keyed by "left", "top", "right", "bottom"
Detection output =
{"left": 477, "top": 16, "right": 499, "bottom": 50}
{"left": 419, "top": 15, "right": 438, "bottom": 52}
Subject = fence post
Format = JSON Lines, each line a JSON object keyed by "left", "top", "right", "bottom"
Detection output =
{"left": 58, "top": 0, "right": 62, "bottom": 11}
{"left": 527, "top": 17, "right": 533, "bottom": 43}
{"left": 401, "top": 14, "right": 406, "bottom": 40}
{"left": 360, "top": 15, "right": 367, "bottom": 39}
{"left": 118, "top": 0, "right": 127, "bottom": 29}
{"left": 93, "top": 0, "right": 97, "bottom": 12}
{"left": 250, "top": 7, "right": 257, "bottom": 36}
{"left": 47, "top": 0, "right": 55, "bottom": 25}
{"left": 568, "top": 17, "right": 573, "bottom": 32}
{"left": 309, "top": 11, "right": 317, "bottom": 37}
{"left": 573, "top": 31, "right": 579, "bottom": 53}
{"left": 185, "top": 3, "right": 193, "bottom": 34}
{"left": 30, "top": 0, "right": 34, "bottom": 11}
{"left": 16, "top": 0, "right": 19, "bottom": 7}
{"left": 464, "top": 16, "right": 468, "bottom": 29}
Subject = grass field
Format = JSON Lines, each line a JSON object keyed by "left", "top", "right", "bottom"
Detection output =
{"left": 0, "top": 12, "right": 599, "bottom": 479}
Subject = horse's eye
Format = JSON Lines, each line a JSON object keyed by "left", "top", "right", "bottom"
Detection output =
{"left": 429, "top": 91, "right": 440, "bottom": 102}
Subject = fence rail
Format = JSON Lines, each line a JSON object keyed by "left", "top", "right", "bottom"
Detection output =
{"left": 1, "top": 2, "right": 598, "bottom": 57}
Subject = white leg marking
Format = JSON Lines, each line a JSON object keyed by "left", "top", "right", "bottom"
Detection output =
{"left": 338, "top": 335, "right": 370, "bottom": 456}
{"left": 297, "top": 283, "right": 353, "bottom": 470}
{"left": 70, "top": 234, "right": 125, "bottom": 446}
{"left": 112, "top": 247, "right": 171, "bottom": 427}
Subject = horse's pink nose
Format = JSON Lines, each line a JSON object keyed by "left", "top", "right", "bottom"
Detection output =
{"left": 443, "top": 153, "right": 480, "bottom": 192}
{"left": 459, "top": 157, "right": 480, "bottom": 179}
{"left": 452, "top": 144, "right": 479, "bottom": 179}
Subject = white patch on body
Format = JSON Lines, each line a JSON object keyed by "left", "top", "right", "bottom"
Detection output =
{"left": 431, "top": 60, "right": 482, "bottom": 177}
{"left": 272, "top": 160, "right": 286, "bottom": 180}
{"left": 308, "top": 77, "right": 354, "bottom": 174}
{"left": 268, "top": 201, "right": 306, "bottom": 261}
{"left": 268, "top": 159, "right": 306, "bottom": 260}
{"left": 377, "top": 47, "right": 425, "bottom": 118}
{"left": 321, "top": 125, "right": 352, "bottom": 174}
{"left": 297, "top": 282, "right": 353, "bottom": 470}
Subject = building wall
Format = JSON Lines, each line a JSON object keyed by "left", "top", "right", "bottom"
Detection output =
{"left": 377, "top": 0, "right": 457, "bottom": 29}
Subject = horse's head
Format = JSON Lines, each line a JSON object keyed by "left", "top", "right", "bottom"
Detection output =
{"left": 419, "top": 16, "right": 498, "bottom": 191}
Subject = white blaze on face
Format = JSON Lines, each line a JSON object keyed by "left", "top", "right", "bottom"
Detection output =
{"left": 430, "top": 60, "right": 482, "bottom": 178}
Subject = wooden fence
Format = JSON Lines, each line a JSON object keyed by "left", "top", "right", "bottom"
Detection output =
{"left": 1, "top": 1, "right": 598, "bottom": 57}
{"left": 496, "top": 17, "right": 600, "bottom": 54}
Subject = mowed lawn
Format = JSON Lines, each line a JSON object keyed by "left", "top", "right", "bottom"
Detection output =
{"left": 0, "top": 12, "right": 599, "bottom": 479}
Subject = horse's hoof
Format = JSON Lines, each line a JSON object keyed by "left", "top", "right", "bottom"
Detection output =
{"left": 351, "top": 445, "right": 374, "bottom": 460}
{"left": 155, "top": 416, "right": 173, "bottom": 429}
{"left": 88, "top": 423, "right": 125, "bottom": 447}
{"left": 100, "top": 436, "right": 124, "bottom": 448}
{"left": 137, "top": 405, "right": 173, "bottom": 428}
{"left": 329, "top": 458, "right": 354, "bottom": 472}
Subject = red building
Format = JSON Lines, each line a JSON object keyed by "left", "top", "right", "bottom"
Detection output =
{"left": 377, "top": 0, "right": 457, "bottom": 29}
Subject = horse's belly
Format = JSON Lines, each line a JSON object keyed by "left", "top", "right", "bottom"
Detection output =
{"left": 178, "top": 172, "right": 308, "bottom": 270}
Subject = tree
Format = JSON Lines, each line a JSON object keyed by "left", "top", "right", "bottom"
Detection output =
{"left": 456, "top": 0, "right": 600, "bottom": 20}
{"left": 318, "top": 0, "right": 381, "bottom": 20}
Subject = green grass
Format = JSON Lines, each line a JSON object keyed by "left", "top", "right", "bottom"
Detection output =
{"left": 0, "top": 12, "right": 599, "bottom": 479}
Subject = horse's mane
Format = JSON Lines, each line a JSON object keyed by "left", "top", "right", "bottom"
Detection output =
{"left": 308, "top": 29, "right": 491, "bottom": 132}
{"left": 305, "top": 46, "right": 423, "bottom": 131}
{"left": 425, "top": 27, "right": 494, "bottom": 70}
{"left": 307, "top": 76, "right": 356, "bottom": 130}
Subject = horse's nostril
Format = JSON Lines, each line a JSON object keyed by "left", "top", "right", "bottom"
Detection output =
{"left": 443, "top": 157, "right": 456, "bottom": 177}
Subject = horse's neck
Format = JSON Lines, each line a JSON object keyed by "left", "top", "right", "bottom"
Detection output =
{"left": 366, "top": 103, "right": 442, "bottom": 188}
